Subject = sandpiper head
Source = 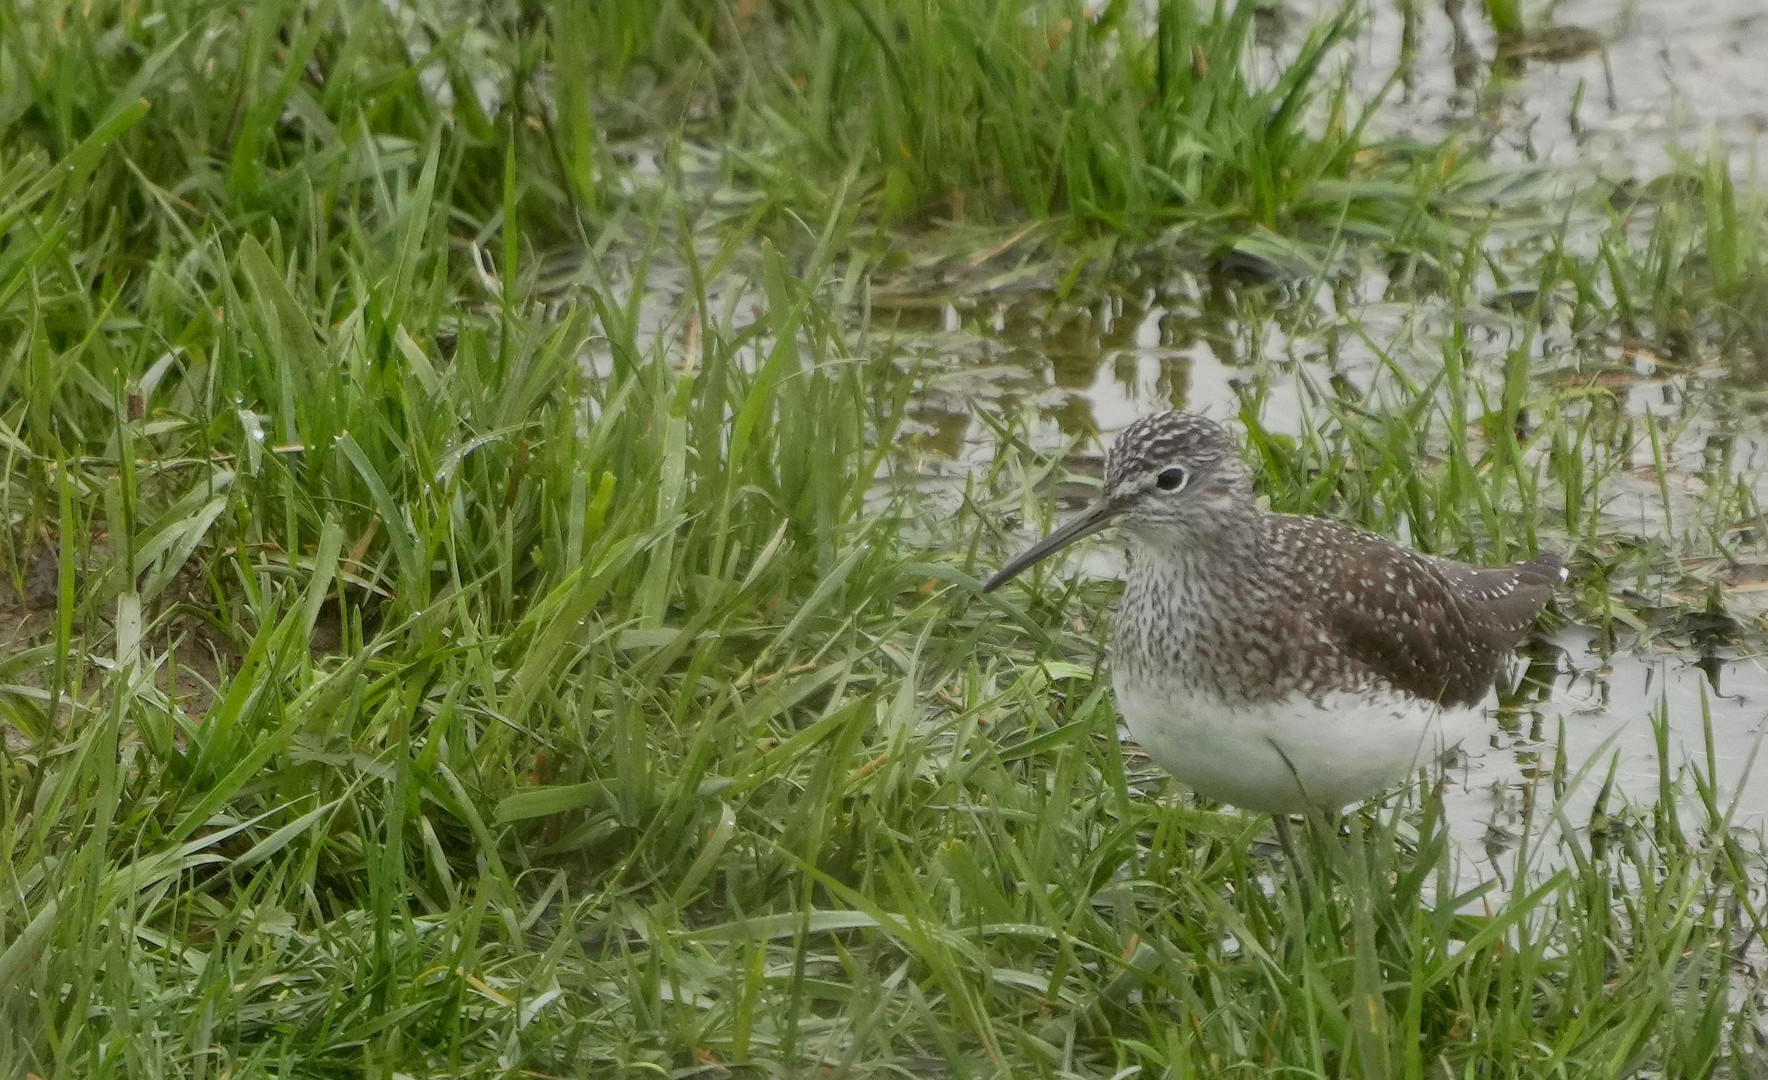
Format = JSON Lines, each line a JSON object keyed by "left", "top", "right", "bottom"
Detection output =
{"left": 1103, "top": 411, "right": 1255, "bottom": 534}
{"left": 982, "top": 410, "right": 1254, "bottom": 592}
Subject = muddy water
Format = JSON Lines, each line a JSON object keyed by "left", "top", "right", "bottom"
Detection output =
{"left": 876, "top": 0, "right": 1768, "bottom": 848}
{"left": 1452, "top": 634, "right": 1768, "bottom": 859}
{"left": 569, "top": 0, "right": 1768, "bottom": 854}
{"left": 885, "top": 274, "right": 1768, "bottom": 534}
{"left": 888, "top": 278, "right": 1768, "bottom": 851}
{"left": 1292, "top": 0, "right": 1768, "bottom": 177}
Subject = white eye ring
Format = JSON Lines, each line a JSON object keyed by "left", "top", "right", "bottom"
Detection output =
{"left": 1155, "top": 466, "right": 1189, "bottom": 492}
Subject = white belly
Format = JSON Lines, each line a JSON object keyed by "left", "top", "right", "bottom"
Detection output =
{"left": 1112, "top": 670, "right": 1484, "bottom": 814}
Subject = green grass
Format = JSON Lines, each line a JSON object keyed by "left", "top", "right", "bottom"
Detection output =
{"left": 1481, "top": 0, "right": 1527, "bottom": 39}
{"left": 3, "top": 0, "right": 1768, "bottom": 1076}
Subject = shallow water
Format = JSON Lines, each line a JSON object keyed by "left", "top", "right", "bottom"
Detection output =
{"left": 1453, "top": 633, "right": 1768, "bottom": 849}
{"left": 1297, "top": 0, "right": 1768, "bottom": 177}
{"left": 888, "top": 266, "right": 1768, "bottom": 535}
{"left": 899, "top": 277, "right": 1768, "bottom": 834}
{"left": 879, "top": 0, "right": 1768, "bottom": 848}
{"left": 568, "top": 0, "right": 1768, "bottom": 852}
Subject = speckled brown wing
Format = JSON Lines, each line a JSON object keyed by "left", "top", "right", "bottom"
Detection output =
{"left": 1291, "top": 520, "right": 1561, "bottom": 708}
{"left": 1434, "top": 556, "right": 1564, "bottom": 644}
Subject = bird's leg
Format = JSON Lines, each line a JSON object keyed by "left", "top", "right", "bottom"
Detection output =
{"left": 1274, "top": 814, "right": 1314, "bottom": 911}
{"left": 1266, "top": 740, "right": 1325, "bottom": 909}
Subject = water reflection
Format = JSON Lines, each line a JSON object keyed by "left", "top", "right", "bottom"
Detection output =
{"left": 879, "top": 256, "right": 1768, "bottom": 865}
{"left": 1295, "top": 0, "right": 1768, "bottom": 178}
{"left": 1452, "top": 632, "right": 1768, "bottom": 867}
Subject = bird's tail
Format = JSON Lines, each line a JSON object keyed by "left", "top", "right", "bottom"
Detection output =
{"left": 1517, "top": 552, "right": 1568, "bottom": 588}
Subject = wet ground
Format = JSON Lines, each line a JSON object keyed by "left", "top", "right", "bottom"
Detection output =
{"left": 880, "top": 271, "right": 1768, "bottom": 850}
{"left": 1453, "top": 634, "right": 1768, "bottom": 864}
{"left": 565, "top": 0, "right": 1768, "bottom": 860}
{"left": 874, "top": 0, "right": 1768, "bottom": 853}
{"left": 607, "top": 289, "right": 1768, "bottom": 865}
{"left": 1304, "top": 0, "right": 1768, "bottom": 176}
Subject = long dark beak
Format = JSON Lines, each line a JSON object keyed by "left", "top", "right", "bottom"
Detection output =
{"left": 982, "top": 499, "right": 1123, "bottom": 593}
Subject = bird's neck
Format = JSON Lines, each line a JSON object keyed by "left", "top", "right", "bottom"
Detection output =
{"left": 1122, "top": 506, "right": 1267, "bottom": 594}
{"left": 1116, "top": 506, "right": 1272, "bottom": 668}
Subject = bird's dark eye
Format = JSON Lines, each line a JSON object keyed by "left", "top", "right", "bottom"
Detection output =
{"left": 1155, "top": 466, "right": 1189, "bottom": 492}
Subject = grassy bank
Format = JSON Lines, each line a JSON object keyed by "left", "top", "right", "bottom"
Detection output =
{"left": 3, "top": 0, "right": 1768, "bottom": 1076}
